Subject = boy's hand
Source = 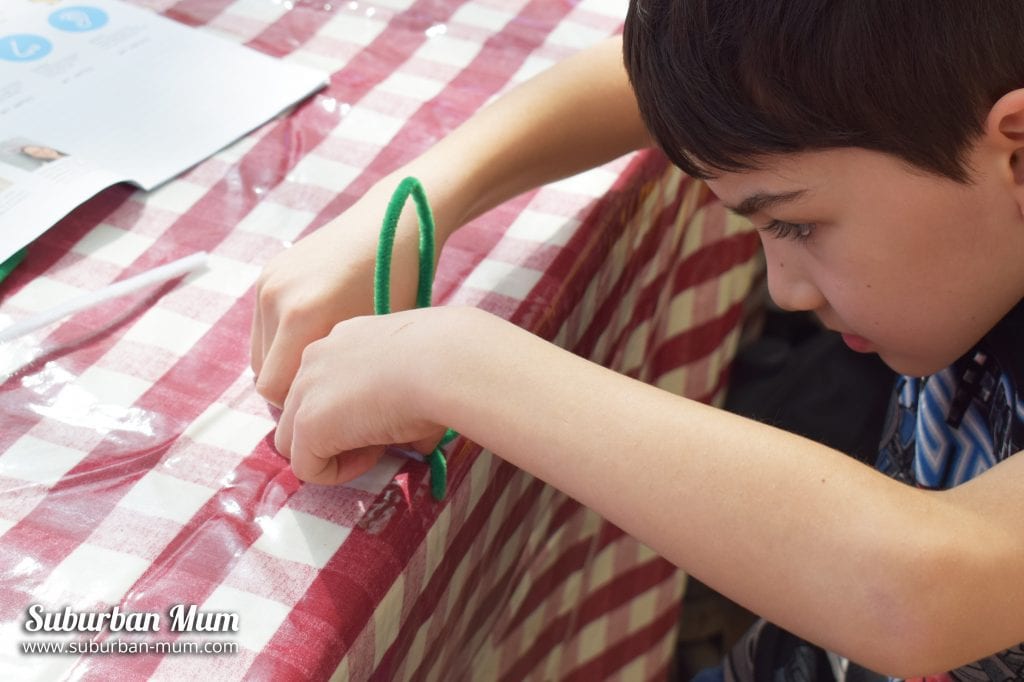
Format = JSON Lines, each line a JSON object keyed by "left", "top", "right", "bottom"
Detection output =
{"left": 251, "top": 196, "right": 424, "bottom": 407}
{"left": 273, "top": 307, "right": 460, "bottom": 485}
{"left": 251, "top": 36, "right": 647, "bottom": 408}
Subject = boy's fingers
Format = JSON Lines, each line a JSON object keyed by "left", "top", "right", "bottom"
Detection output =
{"left": 330, "top": 446, "right": 386, "bottom": 484}
{"left": 292, "top": 448, "right": 338, "bottom": 484}
{"left": 292, "top": 443, "right": 385, "bottom": 486}
{"left": 258, "top": 308, "right": 345, "bottom": 407}
{"left": 273, "top": 394, "right": 295, "bottom": 458}
{"left": 255, "top": 335, "right": 306, "bottom": 408}
{"left": 249, "top": 305, "right": 268, "bottom": 376}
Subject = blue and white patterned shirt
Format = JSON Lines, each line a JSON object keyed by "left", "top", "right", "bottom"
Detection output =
{"left": 872, "top": 298, "right": 1024, "bottom": 681}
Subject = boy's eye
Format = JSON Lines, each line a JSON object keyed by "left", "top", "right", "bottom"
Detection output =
{"left": 759, "top": 220, "right": 815, "bottom": 242}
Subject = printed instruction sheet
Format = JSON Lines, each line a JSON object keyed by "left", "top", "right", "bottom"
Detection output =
{"left": 0, "top": 0, "right": 328, "bottom": 263}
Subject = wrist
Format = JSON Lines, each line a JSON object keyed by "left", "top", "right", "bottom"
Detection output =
{"left": 410, "top": 306, "right": 502, "bottom": 433}
{"left": 379, "top": 161, "right": 478, "bottom": 246}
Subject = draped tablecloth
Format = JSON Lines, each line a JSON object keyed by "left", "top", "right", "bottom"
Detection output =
{"left": 0, "top": 0, "right": 761, "bottom": 679}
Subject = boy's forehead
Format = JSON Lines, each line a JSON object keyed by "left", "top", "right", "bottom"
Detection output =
{"left": 704, "top": 161, "right": 815, "bottom": 212}
{"left": 705, "top": 148, "right": 912, "bottom": 209}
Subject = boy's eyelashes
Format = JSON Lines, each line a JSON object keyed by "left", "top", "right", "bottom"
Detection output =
{"left": 758, "top": 220, "right": 815, "bottom": 242}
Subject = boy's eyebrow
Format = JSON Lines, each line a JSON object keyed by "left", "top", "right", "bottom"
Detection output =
{"left": 725, "top": 190, "right": 807, "bottom": 217}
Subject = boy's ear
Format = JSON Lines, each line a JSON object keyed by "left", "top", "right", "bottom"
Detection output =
{"left": 985, "top": 89, "right": 1024, "bottom": 186}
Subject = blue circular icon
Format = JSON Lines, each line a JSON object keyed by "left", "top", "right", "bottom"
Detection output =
{"left": 49, "top": 6, "right": 109, "bottom": 33}
{"left": 0, "top": 34, "right": 53, "bottom": 62}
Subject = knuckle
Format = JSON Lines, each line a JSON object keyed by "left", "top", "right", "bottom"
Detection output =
{"left": 255, "top": 381, "right": 275, "bottom": 403}
{"left": 255, "top": 374, "right": 285, "bottom": 406}
{"left": 255, "top": 269, "right": 283, "bottom": 302}
{"left": 291, "top": 449, "right": 333, "bottom": 485}
{"left": 290, "top": 409, "right": 323, "bottom": 447}
{"left": 298, "top": 339, "right": 321, "bottom": 367}
{"left": 272, "top": 429, "right": 289, "bottom": 458}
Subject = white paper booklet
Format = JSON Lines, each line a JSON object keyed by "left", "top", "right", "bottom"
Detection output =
{"left": 0, "top": 0, "right": 328, "bottom": 263}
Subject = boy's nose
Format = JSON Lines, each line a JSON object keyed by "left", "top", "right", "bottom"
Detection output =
{"left": 764, "top": 255, "right": 826, "bottom": 313}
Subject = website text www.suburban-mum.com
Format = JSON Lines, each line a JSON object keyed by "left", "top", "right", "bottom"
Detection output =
{"left": 18, "top": 603, "right": 239, "bottom": 657}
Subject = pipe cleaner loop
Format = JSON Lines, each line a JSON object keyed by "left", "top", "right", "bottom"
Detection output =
{"left": 374, "top": 176, "right": 454, "bottom": 501}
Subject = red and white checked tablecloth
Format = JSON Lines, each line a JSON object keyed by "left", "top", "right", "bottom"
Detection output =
{"left": 0, "top": 1, "right": 761, "bottom": 680}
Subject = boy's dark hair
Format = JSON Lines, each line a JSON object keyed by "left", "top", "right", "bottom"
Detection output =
{"left": 623, "top": 0, "right": 1024, "bottom": 182}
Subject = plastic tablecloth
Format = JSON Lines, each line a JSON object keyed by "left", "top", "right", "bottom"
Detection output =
{"left": 0, "top": 1, "right": 762, "bottom": 680}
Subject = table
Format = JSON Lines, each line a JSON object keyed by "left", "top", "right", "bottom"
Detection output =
{"left": 0, "top": 1, "right": 762, "bottom": 680}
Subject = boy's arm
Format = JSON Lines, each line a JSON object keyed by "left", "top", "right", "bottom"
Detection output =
{"left": 275, "top": 307, "right": 1024, "bottom": 678}
{"left": 252, "top": 36, "right": 650, "bottom": 406}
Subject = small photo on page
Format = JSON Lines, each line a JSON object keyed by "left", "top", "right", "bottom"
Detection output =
{"left": 0, "top": 137, "right": 67, "bottom": 172}
{"left": 0, "top": 178, "right": 11, "bottom": 193}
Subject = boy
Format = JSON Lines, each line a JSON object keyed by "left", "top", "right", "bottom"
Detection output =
{"left": 252, "top": 1, "right": 1024, "bottom": 678}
